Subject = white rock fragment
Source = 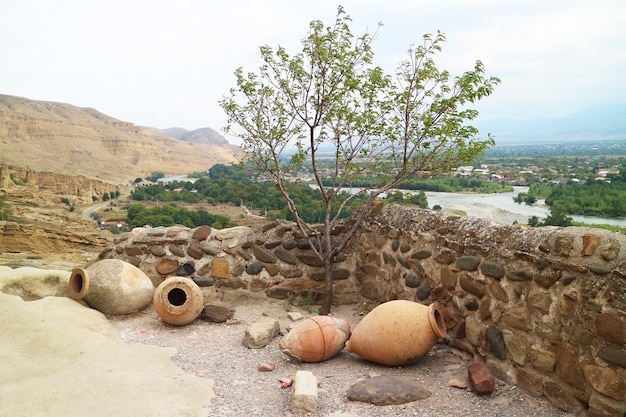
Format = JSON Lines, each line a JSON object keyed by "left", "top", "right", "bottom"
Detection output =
{"left": 291, "top": 370, "right": 318, "bottom": 413}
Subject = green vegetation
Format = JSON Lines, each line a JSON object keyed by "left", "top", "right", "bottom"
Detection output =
{"left": 0, "top": 197, "right": 11, "bottom": 220}
{"left": 220, "top": 7, "right": 498, "bottom": 313}
{"left": 545, "top": 177, "right": 626, "bottom": 217}
{"left": 146, "top": 171, "right": 165, "bottom": 182}
{"left": 131, "top": 164, "right": 367, "bottom": 223}
{"left": 126, "top": 203, "right": 236, "bottom": 229}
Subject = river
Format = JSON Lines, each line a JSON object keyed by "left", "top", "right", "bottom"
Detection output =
{"left": 420, "top": 187, "right": 626, "bottom": 227}
{"left": 333, "top": 185, "right": 626, "bottom": 227}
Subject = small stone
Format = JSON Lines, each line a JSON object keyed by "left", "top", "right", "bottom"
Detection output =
{"left": 176, "top": 261, "right": 195, "bottom": 276}
{"left": 415, "top": 281, "right": 432, "bottom": 301}
{"left": 149, "top": 246, "right": 166, "bottom": 257}
{"left": 200, "top": 302, "right": 235, "bottom": 323}
{"left": 192, "top": 225, "right": 212, "bottom": 241}
{"left": 404, "top": 274, "right": 420, "bottom": 288}
{"left": 274, "top": 248, "right": 298, "bottom": 264}
{"left": 448, "top": 376, "right": 470, "bottom": 389}
{"left": 287, "top": 311, "right": 305, "bottom": 322}
{"left": 291, "top": 370, "right": 318, "bottom": 413}
{"left": 156, "top": 258, "right": 179, "bottom": 275}
{"left": 242, "top": 318, "right": 280, "bottom": 349}
{"left": 480, "top": 261, "right": 505, "bottom": 279}
{"left": 456, "top": 256, "right": 481, "bottom": 271}
{"left": 467, "top": 362, "right": 494, "bottom": 395}
{"left": 245, "top": 261, "right": 264, "bottom": 275}
{"left": 169, "top": 245, "right": 185, "bottom": 257}
{"left": 596, "top": 313, "right": 626, "bottom": 345}
{"left": 253, "top": 245, "right": 278, "bottom": 263}
{"left": 258, "top": 362, "right": 275, "bottom": 372}
{"left": 396, "top": 255, "right": 411, "bottom": 269}
{"left": 282, "top": 239, "right": 297, "bottom": 250}
{"left": 505, "top": 269, "right": 533, "bottom": 281}
{"left": 487, "top": 325, "right": 506, "bottom": 359}
{"left": 347, "top": 375, "right": 431, "bottom": 405}
{"left": 192, "top": 276, "right": 214, "bottom": 287}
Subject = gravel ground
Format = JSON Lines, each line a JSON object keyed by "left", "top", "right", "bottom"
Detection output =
{"left": 109, "top": 299, "right": 572, "bottom": 417}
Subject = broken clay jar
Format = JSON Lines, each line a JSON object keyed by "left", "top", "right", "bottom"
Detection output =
{"left": 279, "top": 315, "right": 351, "bottom": 362}
{"left": 153, "top": 277, "right": 204, "bottom": 325}
{"left": 345, "top": 300, "right": 447, "bottom": 366}
{"left": 68, "top": 259, "right": 154, "bottom": 315}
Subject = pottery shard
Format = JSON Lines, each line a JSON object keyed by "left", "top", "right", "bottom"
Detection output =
{"left": 347, "top": 375, "right": 432, "bottom": 405}
{"left": 467, "top": 362, "right": 494, "bottom": 395}
{"left": 192, "top": 225, "right": 212, "bottom": 241}
{"left": 156, "top": 258, "right": 180, "bottom": 275}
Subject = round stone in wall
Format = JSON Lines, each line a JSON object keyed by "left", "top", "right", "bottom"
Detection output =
{"left": 156, "top": 258, "right": 180, "bottom": 275}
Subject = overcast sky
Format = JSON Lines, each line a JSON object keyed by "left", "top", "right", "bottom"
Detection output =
{"left": 2, "top": 0, "right": 625, "bottom": 142}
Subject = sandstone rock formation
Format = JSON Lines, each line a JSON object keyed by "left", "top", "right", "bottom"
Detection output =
{"left": 0, "top": 291, "right": 214, "bottom": 417}
{"left": 0, "top": 94, "right": 240, "bottom": 183}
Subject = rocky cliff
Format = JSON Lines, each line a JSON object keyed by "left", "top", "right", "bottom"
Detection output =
{"left": 0, "top": 94, "right": 241, "bottom": 183}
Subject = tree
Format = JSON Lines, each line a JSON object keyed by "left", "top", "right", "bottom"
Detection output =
{"left": 220, "top": 7, "right": 499, "bottom": 314}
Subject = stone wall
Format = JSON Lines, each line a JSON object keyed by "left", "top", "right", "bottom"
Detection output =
{"left": 96, "top": 204, "right": 626, "bottom": 416}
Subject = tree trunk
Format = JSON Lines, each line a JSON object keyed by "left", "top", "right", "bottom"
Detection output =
{"left": 319, "top": 257, "right": 334, "bottom": 315}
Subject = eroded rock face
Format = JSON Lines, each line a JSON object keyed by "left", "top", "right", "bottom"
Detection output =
{"left": 0, "top": 292, "right": 214, "bottom": 417}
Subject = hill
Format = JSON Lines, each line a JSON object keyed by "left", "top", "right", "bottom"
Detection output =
{"left": 0, "top": 94, "right": 241, "bottom": 184}
{"left": 155, "top": 126, "right": 229, "bottom": 146}
{"left": 476, "top": 103, "right": 626, "bottom": 145}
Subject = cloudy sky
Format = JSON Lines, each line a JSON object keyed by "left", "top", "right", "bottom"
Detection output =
{"left": 2, "top": 0, "right": 624, "bottom": 141}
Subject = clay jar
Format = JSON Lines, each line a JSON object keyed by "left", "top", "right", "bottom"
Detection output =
{"left": 345, "top": 300, "right": 447, "bottom": 366}
{"left": 68, "top": 259, "right": 154, "bottom": 315}
{"left": 279, "top": 316, "right": 351, "bottom": 362}
{"left": 153, "top": 277, "right": 204, "bottom": 325}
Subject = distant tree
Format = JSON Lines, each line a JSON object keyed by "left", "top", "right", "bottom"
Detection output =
{"left": 146, "top": 171, "right": 165, "bottom": 182}
{"left": 527, "top": 215, "right": 541, "bottom": 227}
{"left": 134, "top": 178, "right": 143, "bottom": 184}
{"left": 102, "top": 193, "right": 110, "bottom": 201}
{"left": 220, "top": 7, "right": 499, "bottom": 314}
{"left": 543, "top": 204, "right": 573, "bottom": 227}
{"left": 92, "top": 195, "right": 99, "bottom": 202}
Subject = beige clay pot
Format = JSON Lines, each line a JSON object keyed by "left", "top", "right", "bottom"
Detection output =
{"left": 153, "top": 277, "right": 204, "bottom": 325}
{"left": 279, "top": 316, "right": 351, "bottom": 362}
{"left": 68, "top": 259, "right": 154, "bottom": 315}
{"left": 345, "top": 300, "right": 447, "bottom": 366}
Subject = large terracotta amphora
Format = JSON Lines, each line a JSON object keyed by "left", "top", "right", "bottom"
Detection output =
{"left": 153, "top": 277, "right": 204, "bottom": 325}
{"left": 345, "top": 300, "right": 447, "bottom": 366}
{"left": 68, "top": 259, "right": 154, "bottom": 315}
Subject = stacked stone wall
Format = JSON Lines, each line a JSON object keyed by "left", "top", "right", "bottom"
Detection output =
{"left": 96, "top": 204, "right": 626, "bottom": 416}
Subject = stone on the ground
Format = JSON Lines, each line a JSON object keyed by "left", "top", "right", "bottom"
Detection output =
{"left": 201, "top": 302, "right": 235, "bottom": 323}
{"left": 291, "top": 370, "right": 318, "bottom": 413}
{"left": 347, "top": 375, "right": 432, "bottom": 405}
{"left": 0, "top": 292, "right": 214, "bottom": 417}
{"left": 287, "top": 311, "right": 305, "bottom": 322}
{"left": 468, "top": 362, "right": 495, "bottom": 395}
{"left": 242, "top": 317, "right": 280, "bottom": 348}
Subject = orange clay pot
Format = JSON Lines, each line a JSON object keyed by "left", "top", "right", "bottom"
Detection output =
{"left": 153, "top": 277, "right": 204, "bottom": 326}
{"left": 279, "top": 316, "right": 351, "bottom": 362}
{"left": 345, "top": 300, "right": 447, "bottom": 366}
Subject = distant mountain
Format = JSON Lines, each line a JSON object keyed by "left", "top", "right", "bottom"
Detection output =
{"left": 476, "top": 104, "right": 626, "bottom": 144}
{"left": 156, "top": 127, "right": 229, "bottom": 146}
{"left": 0, "top": 94, "right": 241, "bottom": 183}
